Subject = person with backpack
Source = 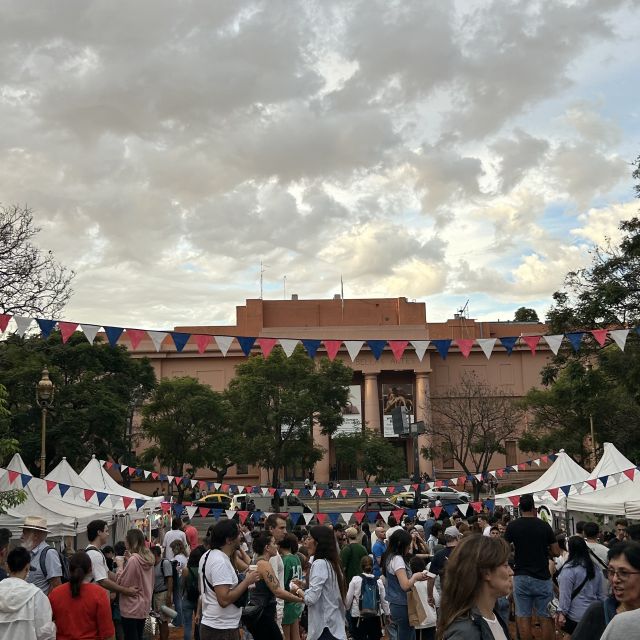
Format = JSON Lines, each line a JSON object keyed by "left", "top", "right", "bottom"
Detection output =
{"left": 20, "top": 517, "right": 65, "bottom": 595}
{"left": 345, "top": 555, "right": 389, "bottom": 640}
{"left": 555, "top": 536, "right": 606, "bottom": 635}
{"left": 152, "top": 545, "right": 174, "bottom": 640}
{"left": 182, "top": 546, "right": 205, "bottom": 640}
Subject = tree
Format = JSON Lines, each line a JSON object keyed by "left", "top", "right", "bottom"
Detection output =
{"left": 0, "top": 205, "right": 74, "bottom": 316}
{"left": 0, "top": 333, "right": 156, "bottom": 473}
{"left": 333, "top": 430, "right": 406, "bottom": 487}
{"left": 514, "top": 307, "right": 539, "bottom": 322}
{"left": 421, "top": 372, "right": 522, "bottom": 499}
{"left": 0, "top": 383, "right": 27, "bottom": 513}
{"left": 225, "top": 346, "right": 353, "bottom": 487}
{"left": 140, "top": 377, "right": 240, "bottom": 500}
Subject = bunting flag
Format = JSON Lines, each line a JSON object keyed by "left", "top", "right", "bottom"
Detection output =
{"left": 522, "top": 335, "right": 541, "bottom": 355}
{"left": 0, "top": 315, "right": 11, "bottom": 333}
{"left": 171, "top": 332, "right": 190, "bottom": 352}
{"left": 432, "top": 339, "right": 451, "bottom": 360}
{"left": 367, "top": 340, "right": 386, "bottom": 360}
{"left": 610, "top": 329, "right": 629, "bottom": 351}
{"left": 543, "top": 334, "right": 563, "bottom": 355}
{"left": 455, "top": 339, "right": 474, "bottom": 358}
{"left": 257, "top": 338, "right": 278, "bottom": 358}
{"left": 127, "top": 329, "right": 147, "bottom": 350}
{"left": 36, "top": 319, "right": 57, "bottom": 338}
{"left": 279, "top": 339, "right": 299, "bottom": 357}
{"left": 195, "top": 334, "right": 213, "bottom": 354}
{"left": 410, "top": 340, "right": 429, "bottom": 362}
{"left": 215, "top": 335, "right": 234, "bottom": 356}
{"left": 499, "top": 336, "right": 518, "bottom": 355}
{"left": 344, "top": 341, "right": 364, "bottom": 361}
{"left": 81, "top": 324, "right": 100, "bottom": 344}
{"left": 14, "top": 316, "right": 33, "bottom": 337}
{"left": 389, "top": 340, "right": 409, "bottom": 362}
{"left": 591, "top": 329, "right": 608, "bottom": 347}
{"left": 476, "top": 338, "right": 496, "bottom": 359}
{"left": 323, "top": 340, "right": 342, "bottom": 361}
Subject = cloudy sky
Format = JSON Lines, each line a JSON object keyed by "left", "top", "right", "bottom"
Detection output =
{"left": 2, "top": 0, "right": 639, "bottom": 330}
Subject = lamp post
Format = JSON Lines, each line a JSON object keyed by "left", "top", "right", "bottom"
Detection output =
{"left": 585, "top": 363, "right": 597, "bottom": 471}
{"left": 35, "top": 367, "right": 55, "bottom": 478}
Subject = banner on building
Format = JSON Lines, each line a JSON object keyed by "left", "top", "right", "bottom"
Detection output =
{"left": 382, "top": 383, "right": 414, "bottom": 437}
{"left": 335, "top": 385, "right": 363, "bottom": 436}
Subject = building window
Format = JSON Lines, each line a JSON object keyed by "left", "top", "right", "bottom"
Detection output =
{"left": 235, "top": 463, "right": 249, "bottom": 475}
{"left": 505, "top": 440, "right": 518, "bottom": 467}
{"left": 442, "top": 442, "right": 454, "bottom": 469}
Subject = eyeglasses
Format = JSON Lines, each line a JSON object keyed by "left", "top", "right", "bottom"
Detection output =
{"left": 606, "top": 568, "right": 640, "bottom": 580}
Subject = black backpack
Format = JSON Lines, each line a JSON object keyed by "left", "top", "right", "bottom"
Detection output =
{"left": 39, "top": 545, "right": 70, "bottom": 584}
{"left": 161, "top": 558, "right": 179, "bottom": 585}
{"left": 184, "top": 566, "right": 199, "bottom": 603}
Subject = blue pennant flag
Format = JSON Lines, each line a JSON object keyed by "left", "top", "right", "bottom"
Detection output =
{"left": 566, "top": 332, "right": 584, "bottom": 352}
{"left": 36, "top": 319, "right": 57, "bottom": 338}
{"left": 302, "top": 339, "right": 321, "bottom": 358}
{"left": 237, "top": 336, "right": 256, "bottom": 356}
{"left": 444, "top": 504, "right": 458, "bottom": 516}
{"left": 173, "top": 504, "right": 185, "bottom": 517}
{"left": 560, "top": 485, "right": 571, "bottom": 497}
{"left": 97, "top": 492, "right": 109, "bottom": 505}
{"left": 432, "top": 339, "right": 452, "bottom": 359}
{"left": 113, "top": 463, "right": 121, "bottom": 471}
{"left": 499, "top": 336, "right": 518, "bottom": 355}
{"left": 171, "top": 332, "right": 190, "bottom": 352}
{"left": 20, "top": 474, "right": 31, "bottom": 487}
{"left": 59, "top": 483, "right": 70, "bottom": 497}
{"left": 367, "top": 512, "right": 379, "bottom": 523}
{"left": 366, "top": 340, "right": 386, "bottom": 360}
{"left": 104, "top": 326, "right": 124, "bottom": 347}
{"left": 212, "top": 509, "right": 222, "bottom": 519}
{"left": 159, "top": 474, "right": 167, "bottom": 482}
{"left": 407, "top": 509, "right": 417, "bottom": 520}
{"left": 443, "top": 479, "right": 450, "bottom": 486}
{"left": 135, "top": 498, "right": 147, "bottom": 511}
{"left": 136, "top": 468, "right": 144, "bottom": 477}
{"left": 484, "top": 499, "right": 495, "bottom": 512}
{"left": 328, "top": 512, "right": 341, "bottom": 525}
{"left": 600, "top": 475, "right": 609, "bottom": 487}
{"left": 549, "top": 454, "right": 558, "bottom": 462}
{"left": 289, "top": 512, "right": 302, "bottom": 525}
{"left": 252, "top": 511, "right": 264, "bottom": 522}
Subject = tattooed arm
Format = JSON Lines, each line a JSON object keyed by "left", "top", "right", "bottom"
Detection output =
{"left": 257, "top": 560, "right": 304, "bottom": 603}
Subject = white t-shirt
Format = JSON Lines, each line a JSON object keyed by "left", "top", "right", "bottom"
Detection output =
{"left": 86, "top": 546, "right": 109, "bottom": 583}
{"left": 586, "top": 541, "right": 609, "bottom": 567}
{"left": 174, "top": 553, "right": 188, "bottom": 573}
{"left": 163, "top": 530, "right": 188, "bottom": 560}
{"left": 386, "top": 555, "right": 407, "bottom": 576}
{"left": 199, "top": 549, "right": 241, "bottom": 629}
{"left": 483, "top": 614, "right": 507, "bottom": 640}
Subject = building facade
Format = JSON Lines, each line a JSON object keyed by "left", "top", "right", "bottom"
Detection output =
{"left": 127, "top": 297, "right": 551, "bottom": 486}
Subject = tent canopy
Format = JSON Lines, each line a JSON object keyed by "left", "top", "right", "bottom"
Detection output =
{"left": 588, "top": 442, "right": 635, "bottom": 479}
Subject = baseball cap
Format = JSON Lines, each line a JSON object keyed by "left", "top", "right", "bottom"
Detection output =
{"left": 444, "top": 525, "right": 461, "bottom": 539}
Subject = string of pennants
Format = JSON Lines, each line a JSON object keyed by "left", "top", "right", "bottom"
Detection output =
{"left": 1, "top": 314, "right": 639, "bottom": 361}
{"left": 102, "top": 454, "right": 561, "bottom": 496}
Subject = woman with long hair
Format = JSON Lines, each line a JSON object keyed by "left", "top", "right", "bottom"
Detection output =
{"left": 116, "top": 529, "right": 155, "bottom": 640}
{"left": 437, "top": 535, "right": 513, "bottom": 640}
{"left": 555, "top": 536, "right": 606, "bottom": 634}
{"left": 49, "top": 550, "right": 115, "bottom": 640}
{"left": 573, "top": 541, "right": 640, "bottom": 640}
{"left": 381, "top": 530, "right": 428, "bottom": 640}
{"left": 291, "top": 525, "right": 347, "bottom": 640}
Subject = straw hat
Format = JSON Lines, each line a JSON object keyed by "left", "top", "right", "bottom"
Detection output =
{"left": 22, "top": 516, "right": 49, "bottom": 533}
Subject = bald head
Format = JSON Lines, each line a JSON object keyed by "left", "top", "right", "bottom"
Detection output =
{"left": 375, "top": 527, "right": 386, "bottom": 540}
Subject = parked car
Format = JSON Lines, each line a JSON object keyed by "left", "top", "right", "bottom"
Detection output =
{"left": 356, "top": 499, "right": 408, "bottom": 513}
{"left": 230, "top": 493, "right": 313, "bottom": 514}
{"left": 388, "top": 491, "right": 421, "bottom": 507}
{"left": 421, "top": 497, "right": 467, "bottom": 509}
{"left": 193, "top": 493, "right": 232, "bottom": 509}
{"left": 421, "top": 486, "right": 470, "bottom": 502}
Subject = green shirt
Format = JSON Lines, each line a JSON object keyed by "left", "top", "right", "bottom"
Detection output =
{"left": 340, "top": 542, "right": 368, "bottom": 584}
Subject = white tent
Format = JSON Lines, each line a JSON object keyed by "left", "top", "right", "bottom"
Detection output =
{"left": 566, "top": 443, "right": 640, "bottom": 517}
{"left": 494, "top": 450, "right": 590, "bottom": 510}
{"left": 0, "top": 454, "right": 114, "bottom": 537}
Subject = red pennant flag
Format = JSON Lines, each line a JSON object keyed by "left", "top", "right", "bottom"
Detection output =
{"left": 455, "top": 339, "right": 474, "bottom": 358}
{"left": 548, "top": 488, "right": 560, "bottom": 500}
{"left": 323, "top": 340, "right": 342, "bottom": 361}
{"left": 316, "top": 489, "right": 325, "bottom": 497}
{"left": 591, "top": 329, "right": 608, "bottom": 347}
{"left": 392, "top": 509, "right": 404, "bottom": 521}
{"left": 541, "top": 455, "right": 549, "bottom": 464}
{"left": 496, "top": 469, "right": 504, "bottom": 478}
{"left": 126, "top": 329, "right": 146, "bottom": 350}
{"left": 194, "top": 334, "right": 213, "bottom": 354}
{"left": 257, "top": 338, "right": 278, "bottom": 358}
{"left": 389, "top": 340, "right": 409, "bottom": 362}
{"left": 387, "top": 486, "right": 395, "bottom": 494}
{"left": 522, "top": 335, "right": 541, "bottom": 355}
{"left": 0, "top": 314, "right": 11, "bottom": 333}
{"left": 222, "top": 484, "right": 230, "bottom": 493}
{"left": 353, "top": 512, "right": 365, "bottom": 523}
{"left": 364, "top": 487, "right": 372, "bottom": 496}
{"left": 431, "top": 506, "right": 442, "bottom": 519}
{"left": 160, "top": 502, "right": 171, "bottom": 513}
{"left": 238, "top": 511, "right": 250, "bottom": 524}
{"left": 267, "top": 487, "right": 276, "bottom": 496}
{"left": 470, "top": 501, "right": 482, "bottom": 512}
{"left": 151, "top": 472, "right": 159, "bottom": 480}
{"left": 46, "top": 480, "right": 57, "bottom": 493}
{"left": 435, "top": 480, "right": 443, "bottom": 487}
{"left": 123, "top": 497, "right": 134, "bottom": 509}
{"left": 7, "top": 470, "right": 19, "bottom": 484}
{"left": 340, "top": 489, "right": 348, "bottom": 497}
{"left": 199, "top": 507, "right": 210, "bottom": 518}
{"left": 84, "top": 489, "right": 96, "bottom": 501}
{"left": 623, "top": 468, "right": 635, "bottom": 481}
{"left": 104, "top": 461, "right": 113, "bottom": 469}
{"left": 411, "top": 484, "right": 419, "bottom": 490}
{"left": 293, "top": 489, "right": 300, "bottom": 496}
{"left": 315, "top": 513, "right": 328, "bottom": 524}
{"left": 586, "top": 479, "right": 598, "bottom": 490}
{"left": 518, "top": 463, "right": 526, "bottom": 471}
{"left": 58, "top": 321, "right": 79, "bottom": 343}
{"left": 508, "top": 496, "right": 520, "bottom": 507}
{"left": 198, "top": 480, "right": 206, "bottom": 489}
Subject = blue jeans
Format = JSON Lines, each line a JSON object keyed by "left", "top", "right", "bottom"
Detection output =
{"left": 182, "top": 599, "right": 198, "bottom": 640}
{"left": 513, "top": 575, "right": 553, "bottom": 618}
{"left": 389, "top": 603, "right": 415, "bottom": 640}
{"left": 173, "top": 575, "right": 183, "bottom": 627}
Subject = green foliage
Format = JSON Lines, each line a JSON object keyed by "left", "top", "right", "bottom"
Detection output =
{"left": 514, "top": 307, "right": 539, "bottom": 322}
{"left": 141, "top": 376, "right": 241, "bottom": 493}
{"left": 333, "top": 430, "right": 406, "bottom": 486}
{"left": 0, "top": 384, "right": 26, "bottom": 513}
{"left": 0, "top": 333, "right": 156, "bottom": 474}
{"left": 224, "top": 346, "right": 353, "bottom": 487}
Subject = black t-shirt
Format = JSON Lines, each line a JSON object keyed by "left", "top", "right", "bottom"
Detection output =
{"left": 504, "top": 516, "right": 555, "bottom": 580}
{"left": 428, "top": 545, "right": 455, "bottom": 587}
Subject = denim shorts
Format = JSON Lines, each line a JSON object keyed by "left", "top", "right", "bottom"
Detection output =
{"left": 513, "top": 575, "right": 553, "bottom": 618}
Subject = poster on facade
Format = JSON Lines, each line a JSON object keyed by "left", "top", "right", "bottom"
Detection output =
{"left": 382, "top": 383, "right": 414, "bottom": 437}
{"left": 334, "top": 385, "right": 363, "bottom": 436}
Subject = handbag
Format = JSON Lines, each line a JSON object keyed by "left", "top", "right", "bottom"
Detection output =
{"left": 142, "top": 614, "right": 158, "bottom": 640}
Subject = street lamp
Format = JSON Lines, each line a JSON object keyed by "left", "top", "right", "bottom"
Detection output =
{"left": 585, "top": 363, "right": 597, "bottom": 470}
{"left": 35, "top": 367, "right": 55, "bottom": 478}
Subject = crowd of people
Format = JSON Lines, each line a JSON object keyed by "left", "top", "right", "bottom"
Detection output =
{"left": 0, "top": 497, "right": 639, "bottom": 640}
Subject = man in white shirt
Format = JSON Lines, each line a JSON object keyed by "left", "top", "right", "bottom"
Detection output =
{"left": 584, "top": 522, "right": 609, "bottom": 568}
{"left": 385, "top": 515, "right": 403, "bottom": 541}
{"left": 163, "top": 518, "right": 188, "bottom": 561}
{"left": 478, "top": 514, "right": 492, "bottom": 537}
{"left": 265, "top": 514, "right": 287, "bottom": 630}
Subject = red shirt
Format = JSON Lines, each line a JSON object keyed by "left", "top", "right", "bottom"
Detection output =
{"left": 49, "top": 582, "right": 115, "bottom": 640}
{"left": 185, "top": 524, "right": 199, "bottom": 549}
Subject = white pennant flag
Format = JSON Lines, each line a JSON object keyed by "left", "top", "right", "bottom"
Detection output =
{"left": 147, "top": 331, "right": 168, "bottom": 352}
{"left": 214, "top": 336, "right": 234, "bottom": 356}
{"left": 308, "top": 488, "right": 317, "bottom": 497}
{"left": 543, "top": 335, "right": 564, "bottom": 355}
{"left": 609, "top": 329, "right": 629, "bottom": 351}
{"left": 264, "top": 512, "right": 273, "bottom": 519}
{"left": 380, "top": 486, "right": 387, "bottom": 495}
{"left": 213, "top": 483, "right": 221, "bottom": 490}
{"left": 379, "top": 512, "right": 391, "bottom": 523}
{"left": 533, "top": 459, "right": 541, "bottom": 466}
{"left": 226, "top": 510, "right": 235, "bottom": 519}
{"left": 344, "top": 341, "right": 364, "bottom": 361}
{"left": 191, "top": 479, "right": 198, "bottom": 488}
{"left": 450, "top": 477, "right": 459, "bottom": 485}
{"left": 284, "top": 489, "right": 293, "bottom": 496}
{"left": 411, "top": 340, "right": 430, "bottom": 362}
{"left": 341, "top": 512, "right": 353, "bottom": 524}
{"left": 477, "top": 338, "right": 496, "bottom": 359}
{"left": 332, "top": 489, "right": 340, "bottom": 498}
{"left": 574, "top": 481, "right": 585, "bottom": 494}
{"left": 356, "top": 488, "right": 363, "bottom": 495}
{"left": 167, "top": 475, "right": 175, "bottom": 484}
{"left": 611, "top": 472, "right": 622, "bottom": 485}
{"left": 458, "top": 503, "right": 469, "bottom": 516}
{"left": 262, "top": 488, "right": 270, "bottom": 497}
{"left": 185, "top": 506, "right": 198, "bottom": 519}
{"left": 475, "top": 474, "right": 483, "bottom": 482}
{"left": 403, "top": 485, "right": 411, "bottom": 492}
{"left": 279, "top": 339, "right": 298, "bottom": 357}
{"left": 303, "top": 513, "right": 314, "bottom": 524}
{"left": 144, "top": 470, "right": 152, "bottom": 479}
{"left": 13, "top": 316, "right": 33, "bottom": 337}
{"left": 80, "top": 324, "right": 100, "bottom": 344}
{"left": 110, "top": 495, "right": 122, "bottom": 508}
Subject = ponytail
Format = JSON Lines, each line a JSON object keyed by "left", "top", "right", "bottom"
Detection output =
{"left": 68, "top": 551, "right": 92, "bottom": 598}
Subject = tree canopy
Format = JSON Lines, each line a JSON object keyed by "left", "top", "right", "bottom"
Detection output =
{"left": 514, "top": 307, "right": 539, "bottom": 322}
{"left": 0, "top": 205, "right": 74, "bottom": 317}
